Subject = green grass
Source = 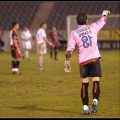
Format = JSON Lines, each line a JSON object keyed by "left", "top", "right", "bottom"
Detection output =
{"left": 0, "top": 50, "right": 119, "bottom": 118}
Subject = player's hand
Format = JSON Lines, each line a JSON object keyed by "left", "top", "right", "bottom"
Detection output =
{"left": 49, "top": 42, "right": 55, "bottom": 49}
{"left": 102, "top": 10, "right": 110, "bottom": 16}
{"left": 64, "top": 60, "right": 71, "bottom": 73}
{"left": 17, "top": 49, "right": 21, "bottom": 55}
{"left": 49, "top": 41, "right": 53, "bottom": 47}
{"left": 52, "top": 44, "right": 55, "bottom": 49}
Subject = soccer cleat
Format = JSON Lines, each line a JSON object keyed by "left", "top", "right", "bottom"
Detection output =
{"left": 55, "top": 58, "right": 59, "bottom": 60}
{"left": 91, "top": 101, "right": 97, "bottom": 115}
{"left": 39, "top": 67, "right": 44, "bottom": 71}
{"left": 12, "top": 71, "right": 16, "bottom": 75}
{"left": 83, "top": 109, "right": 91, "bottom": 115}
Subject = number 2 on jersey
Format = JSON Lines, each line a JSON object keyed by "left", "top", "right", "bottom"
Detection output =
{"left": 81, "top": 35, "right": 92, "bottom": 48}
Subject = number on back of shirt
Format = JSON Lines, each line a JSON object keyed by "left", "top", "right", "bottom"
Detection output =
{"left": 81, "top": 35, "right": 92, "bottom": 48}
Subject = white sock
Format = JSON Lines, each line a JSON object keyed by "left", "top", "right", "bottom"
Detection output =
{"left": 14, "top": 68, "right": 19, "bottom": 72}
{"left": 93, "top": 98, "right": 98, "bottom": 105}
{"left": 12, "top": 68, "right": 15, "bottom": 72}
{"left": 83, "top": 105, "right": 89, "bottom": 110}
{"left": 25, "top": 50, "right": 29, "bottom": 59}
{"left": 39, "top": 56, "right": 43, "bottom": 68}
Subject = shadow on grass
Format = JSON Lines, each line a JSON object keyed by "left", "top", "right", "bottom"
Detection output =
{"left": 10, "top": 105, "right": 81, "bottom": 115}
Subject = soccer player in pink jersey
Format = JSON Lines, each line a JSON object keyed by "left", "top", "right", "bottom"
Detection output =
{"left": 64, "top": 10, "right": 110, "bottom": 115}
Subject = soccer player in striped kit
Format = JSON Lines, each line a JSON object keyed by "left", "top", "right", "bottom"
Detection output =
{"left": 10, "top": 22, "right": 21, "bottom": 75}
{"left": 49, "top": 26, "right": 60, "bottom": 60}
{"left": 64, "top": 10, "right": 110, "bottom": 115}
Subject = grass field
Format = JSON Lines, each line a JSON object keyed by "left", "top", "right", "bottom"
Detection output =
{"left": 0, "top": 50, "right": 119, "bottom": 118}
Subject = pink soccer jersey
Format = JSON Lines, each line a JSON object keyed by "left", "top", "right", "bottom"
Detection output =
{"left": 66, "top": 16, "right": 107, "bottom": 64}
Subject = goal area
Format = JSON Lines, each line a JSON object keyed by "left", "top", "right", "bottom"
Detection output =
{"left": 66, "top": 15, "right": 120, "bottom": 40}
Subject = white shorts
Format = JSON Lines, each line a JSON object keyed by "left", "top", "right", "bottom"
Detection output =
{"left": 37, "top": 43, "right": 47, "bottom": 55}
{"left": 22, "top": 41, "right": 32, "bottom": 50}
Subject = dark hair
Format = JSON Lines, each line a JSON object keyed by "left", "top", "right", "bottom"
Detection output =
{"left": 76, "top": 13, "right": 87, "bottom": 25}
{"left": 12, "top": 22, "right": 19, "bottom": 28}
{"left": 40, "top": 22, "right": 47, "bottom": 27}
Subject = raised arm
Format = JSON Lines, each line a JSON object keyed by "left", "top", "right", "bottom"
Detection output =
{"left": 91, "top": 10, "right": 110, "bottom": 33}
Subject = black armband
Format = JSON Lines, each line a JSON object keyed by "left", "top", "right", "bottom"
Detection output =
{"left": 65, "top": 51, "right": 71, "bottom": 59}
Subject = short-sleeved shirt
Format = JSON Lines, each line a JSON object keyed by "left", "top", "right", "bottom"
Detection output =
{"left": 21, "top": 30, "right": 32, "bottom": 41}
{"left": 66, "top": 16, "right": 107, "bottom": 65}
{"left": 36, "top": 28, "right": 46, "bottom": 44}
{"left": 49, "top": 31, "right": 59, "bottom": 45}
{"left": 10, "top": 30, "right": 20, "bottom": 49}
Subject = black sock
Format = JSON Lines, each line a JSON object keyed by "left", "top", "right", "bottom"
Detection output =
{"left": 54, "top": 51, "right": 57, "bottom": 60}
{"left": 11, "top": 60, "right": 16, "bottom": 68}
{"left": 50, "top": 51, "right": 53, "bottom": 59}
{"left": 81, "top": 83, "right": 89, "bottom": 105}
{"left": 15, "top": 61, "right": 20, "bottom": 69}
{"left": 92, "top": 81, "right": 100, "bottom": 100}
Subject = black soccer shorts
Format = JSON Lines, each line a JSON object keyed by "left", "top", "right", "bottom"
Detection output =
{"left": 11, "top": 48, "right": 20, "bottom": 59}
{"left": 50, "top": 45, "right": 58, "bottom": 51}
{"left": 79, "top": 59, "right": 102, "bottom": 78}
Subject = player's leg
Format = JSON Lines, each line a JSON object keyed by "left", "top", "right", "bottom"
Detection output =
{"left": 14, "top": 49, "right": 21, "bottom": 74}
{"left": 22, "top": 41, "right": 25, "bottom": 59}
{"left": 24, "top": 49, "right": 29, "bottom": 59}
{"left": 15, "top": 58, "right": 21, "bottom": 74}
{"left": 11, "top": 59, "right": 16, "bottom": 73}
{"left": 37, "top": 43, "right": 46, "bottom": 70}
{"left": 81, "top": 77, "right": 91, "bottom": 114}
{"left": 37, "top": 44, "right": 43, "bottom": 70}
{"left": 11, "top": 49, "right": 17, "bottom": 74}
{"left": 91, "top": 77, "right": 100, "bottom": 115}
{"left": 25, "top": 41, "right": 32, "bottom": 59}
{"left": 91, "top": 59, "right": 102, "bottom": 115}
{"left": 50, "top": 47, "right": 53, "bottom": 59}
{"left": 80, "top": 64, "right": 91, "bottom": 115}
{"left": 54, "top": 45, "right": 58, "bottom": 60}
{"left": 24, "top": 42, "right": 28, "bottom": 59}
{"left": 11, "top": 48, "right": 21, "bottom": 74}
{"left": 39, "top": 54, "right": 44, "bottom": 70}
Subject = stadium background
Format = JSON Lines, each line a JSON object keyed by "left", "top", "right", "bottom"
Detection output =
{"left": 0, "top": 1, "right": 119, "bottom": 51}
{"left": 0, "top": 1, "right": 119, "bottom": 118}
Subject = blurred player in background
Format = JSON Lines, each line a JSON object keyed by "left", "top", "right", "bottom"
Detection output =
{"left": 36, "top": 22, "right": 53, "bottom": 70}
{"left": 0, "top": 30, "right": 5, "bottom": 51}
{"left": 64, "top": 10, "right": 110, "bottom": 115}
{"left": 10, "top": 22, "right": 21, "bottom": 75}
{"left": 49, "top": 26, "right": 60, "bottom": 60}
{"left": 21, "top": 27, "right": 32, "bottom": 60}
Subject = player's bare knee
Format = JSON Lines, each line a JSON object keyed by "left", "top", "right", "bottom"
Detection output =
{"left": 82, "top": 77, "right": 89, "bottom": 83}
{"left": 12, "top": 58, "right": 16, "bottom": 61}
{"left": 92, "top": 77, "right": 100, "bottom": 82}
